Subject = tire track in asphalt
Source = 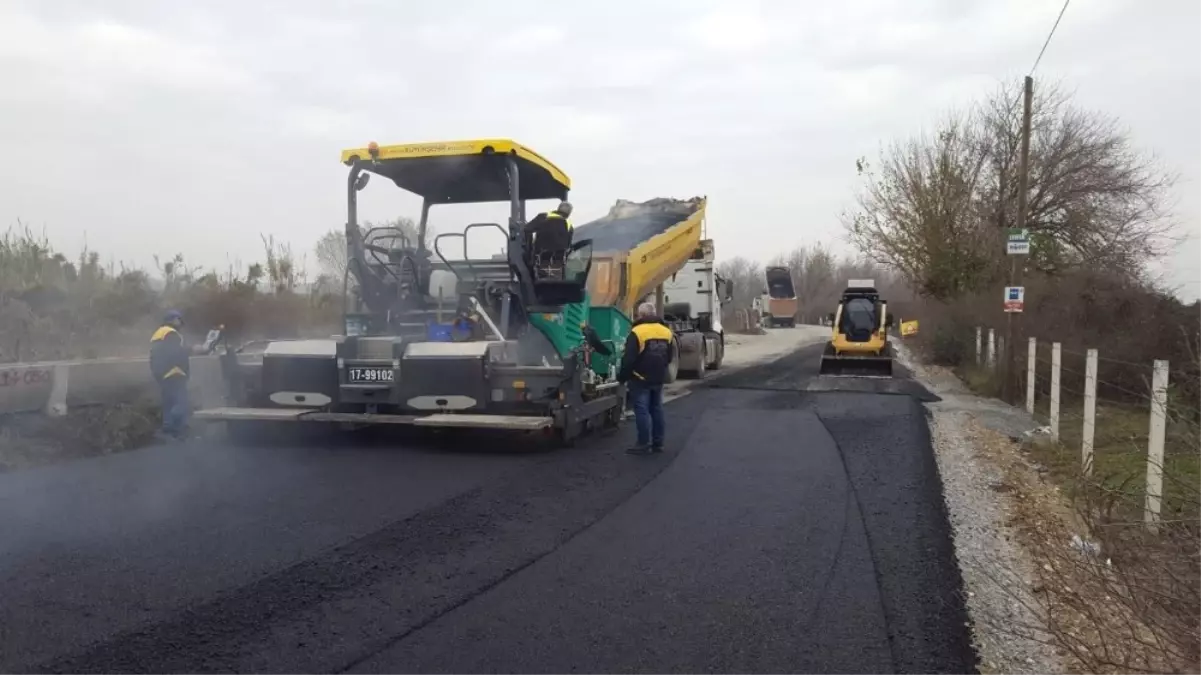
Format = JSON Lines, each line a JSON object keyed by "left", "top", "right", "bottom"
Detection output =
{"left": 710, "top": 345, "right": 977, "bottom": 673}
{"left": 816, "top": 408, "right": 901, "bottom": 673}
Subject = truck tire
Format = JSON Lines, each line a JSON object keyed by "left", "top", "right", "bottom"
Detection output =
{"left": 677, "top": 332, "right": 706, "bottom": 379}
{"left": 710, "top": 332, "right": 724, "bottom": 370}
{"left": 693, "top": 347, "right": 707, "bottom": 379}
{"left": 664, "top": 338, "right": 680, "bottom": 383}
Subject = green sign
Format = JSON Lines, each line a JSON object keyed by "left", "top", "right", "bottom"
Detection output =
{"left": 1007, "top": 228, "right": 1030, "bottom": 255}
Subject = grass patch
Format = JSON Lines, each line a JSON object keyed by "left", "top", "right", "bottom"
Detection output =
{"left": 1025, "top": 403, "right": 1200, "bottom": 522}
{"left": 956, "top": 362, "right": 1199, "bottom": 519}
{"left": 958, "top": 363, "right": 1004, "bottom": 398}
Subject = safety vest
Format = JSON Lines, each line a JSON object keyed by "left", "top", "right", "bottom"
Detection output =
{"left": 150, "top": 325, "right": 187, "bottom": 379}
{"left": 546, "top": 212, "right": 573, "bottom": 230}
{"left": 627, "top": 320, "right": 674, "bottom": 382}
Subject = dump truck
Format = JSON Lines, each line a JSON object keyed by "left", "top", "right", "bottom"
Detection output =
{"left": 197, "top": 139, "right": 627, "bottom": 444}
{"left": 578, "top": 197, "right": 709, "bottom": 383}
{"left": 763, "top": 266, "right": 798, "bottom": 327}
{"left": 818, "top": 279, "right": 895, "bottom": 378}
{"left": 659, "top": 238, "right": 731, "bottom": 378}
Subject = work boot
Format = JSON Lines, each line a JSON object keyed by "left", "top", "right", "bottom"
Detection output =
{"left": 626, "top": 445, "right": 653, "bottom": 456}
{"left": 651, "top": 444, "right": 664, "bottom": 454}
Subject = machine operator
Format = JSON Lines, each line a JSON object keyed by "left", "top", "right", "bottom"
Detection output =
{"left": 525, "top": 200, "right": 574, "bottom": 277}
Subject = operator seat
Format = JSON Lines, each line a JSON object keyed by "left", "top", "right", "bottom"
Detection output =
{"left": 840, "top": 297, "right": 878, "bottom": 343}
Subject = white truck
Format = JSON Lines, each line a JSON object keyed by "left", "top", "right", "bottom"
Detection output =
{"left": 659, "top": 239, "right": 732, "bottom": 379}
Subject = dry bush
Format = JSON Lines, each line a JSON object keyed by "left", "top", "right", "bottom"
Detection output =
{"left": 953, "top": 296, "right": 1200, "bottom": 673}
{"left": 0, "top": 401, "right": 161, "bottom": 472}
{"left": 1022, "top": 425, "right": 1200, "bottom": 674}
{"left": 912, "top": 268, "right": 1200, "bottom": 415}
{"left": 0, "top": 227, "right": 341, "bottom": 363}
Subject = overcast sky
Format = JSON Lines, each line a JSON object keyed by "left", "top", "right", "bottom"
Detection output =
{"left": 2, "top": 0, "right": 1198, "bottom": 299}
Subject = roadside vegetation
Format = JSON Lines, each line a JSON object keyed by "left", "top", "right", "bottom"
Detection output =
{"left": 0, "top": 217, "right": 427, "bottom": 469}
{"left": 0, "top": 221, "right": 433, "bottom": 363}
{"left": 825, "top": 77, "right": 1198, "bottom": 673}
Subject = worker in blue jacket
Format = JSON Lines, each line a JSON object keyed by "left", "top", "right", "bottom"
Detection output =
{"left": 149, "top": 310, "right": 192, "bottom": 439}
{"left": 618, "top": 302, "right": 674, "bottom": 455}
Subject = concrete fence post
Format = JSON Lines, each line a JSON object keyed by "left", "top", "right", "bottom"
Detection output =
{"left": 1082, "top": 349, "right": 1098, "bottom": 476}
{"left": 975, "top": 327, "right": 982, "bottom": 365}
{"left": 1050, "top": 342, "right": 1062, "bottom": 440}
{"left": 1144, "top": 359, "right": 1170, "bottom": 529}
{"left": 44, "top": 364, "right": 70, "bottom": 417}
{"left": 1025, "top": 337, "right": 1036, "bottom": 414}
{"left": 987, "top": 329, "right": 996, "bottom": 369}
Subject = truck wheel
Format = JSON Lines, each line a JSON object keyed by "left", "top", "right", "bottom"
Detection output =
{"left": 665, "top": 339, "right": 680, "bottom": 383}
{"left": 691, "top": 346, "right": 707, "bottom": 379}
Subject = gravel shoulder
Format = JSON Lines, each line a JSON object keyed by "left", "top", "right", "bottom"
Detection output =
{"left": 894, "top": 341, "right": 1067, "bottom": 674}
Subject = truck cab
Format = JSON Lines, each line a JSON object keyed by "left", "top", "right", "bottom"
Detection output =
{"left": 659, "top": 239, "right": 732, "bottom": 378}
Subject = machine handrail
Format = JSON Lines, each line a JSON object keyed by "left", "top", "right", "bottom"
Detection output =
{"left": 433, "top": 223, "right": 510, "bottom": 283}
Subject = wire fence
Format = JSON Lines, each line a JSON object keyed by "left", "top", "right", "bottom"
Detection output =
{"left": 969, "top": 327, "right": 1199, "bottom": 525}
{"left": 969, "top": 325, "right": 1200, "bottom": 671}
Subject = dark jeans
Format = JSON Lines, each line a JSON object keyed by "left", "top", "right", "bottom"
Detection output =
{"left": 628, "top": 381, "right": 665, "bottom": 448}
{"left": 158, "top": 376, "right": 191, "bottom": 436}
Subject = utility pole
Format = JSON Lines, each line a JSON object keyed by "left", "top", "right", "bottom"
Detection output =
{"left": 1003, "top": 76, "right": 1034, "bottom": 402}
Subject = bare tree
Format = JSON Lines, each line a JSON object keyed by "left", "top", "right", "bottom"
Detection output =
{"left": 314, "top": 217, "right": 420, "bottom": 283}
{"left": 843, "top": 113, "right": 996, "bottom": 300}
{"left": 716, "top": 256, "right": 764, "bottom": 311}
{"left": 842, "top": 80, "right": 1177, "bottom": 300}
{"left": 977, "top": 81, "right": 1177, "bottom": 277}
{"left": 795, "top": 245, "right": 837, "bottom": 313}
{"left": 314, "top": 229, "right": 353, "bottom": 283}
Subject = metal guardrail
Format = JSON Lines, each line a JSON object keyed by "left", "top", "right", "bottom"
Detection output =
{"left": 0, "top": 356, "right": 226, "bottom": 417}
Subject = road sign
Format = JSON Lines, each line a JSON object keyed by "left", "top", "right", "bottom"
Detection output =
{"left": 1007, "top": 227, "right": 1030, "bottom": 255}
{"left": 1004, "top": 286, "right": 1025, "bottom": 313}
{"left": 900, "top": 320, "right": 919, "bottom": 337}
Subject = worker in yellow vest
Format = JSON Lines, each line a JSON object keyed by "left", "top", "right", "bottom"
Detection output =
{"left": 525, "top": 201, "right": 574, "bottom": 277}
{"left": 618, "top": 302, "right": 674, "bottom": 455}
{"left": 149, "top": 310, "right": 192, "bottom": 439}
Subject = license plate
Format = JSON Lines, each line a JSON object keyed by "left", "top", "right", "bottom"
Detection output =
{"left": 347, "top": 367, "right": 394, "bottom": 384}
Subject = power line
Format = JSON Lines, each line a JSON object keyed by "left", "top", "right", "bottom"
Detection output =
{"left": 1003, "top": 0, "right": 1072, "bottom": 117}
{"left": 1029, "top": 0, "right": 1072, "bottom": 76}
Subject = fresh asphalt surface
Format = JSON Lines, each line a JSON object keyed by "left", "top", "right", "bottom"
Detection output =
{"left": 0, "top": 338, "right": 977, "bottom": 674}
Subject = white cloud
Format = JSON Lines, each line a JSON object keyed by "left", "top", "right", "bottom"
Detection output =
{"left": 517, "top": 107, "right": 626, "bottom": 151}
{"left": 0, "top": 9, "right": 254, "bottom": 99}
{"left": 0, "top": 0, "right": 1196, "bottom": 298}
{"left": 497, "top": 25, "right": 565, "bottom": 52}
{"left": 679, "top": 5, "right": 786, "bottom": 53}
